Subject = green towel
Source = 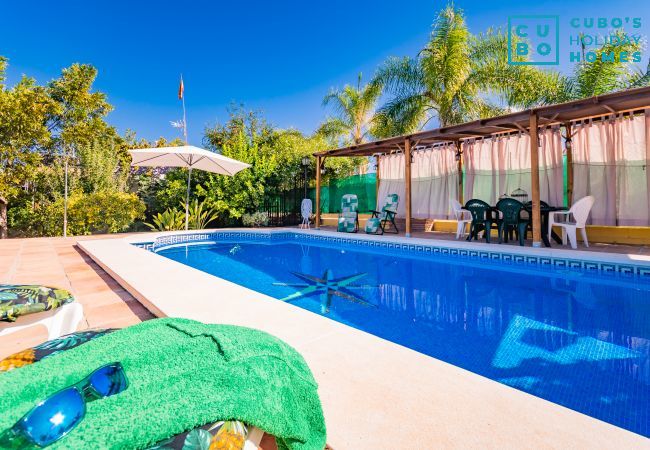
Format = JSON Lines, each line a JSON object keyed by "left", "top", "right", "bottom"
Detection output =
{"left": 0, "top": 318, "right": 326, "bottom": 450}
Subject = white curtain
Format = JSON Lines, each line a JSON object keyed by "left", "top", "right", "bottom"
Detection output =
{"left": 378, "top": 144, "right": 459, "bottom": 219}
{"left": 572, "top": 111, "right": 650, "bottom": 226}
{"left": 377, "top": 153, "right": 405, "bottom": 215}
{"left": 463, "top": 128, "right": 564, "bottom": 206}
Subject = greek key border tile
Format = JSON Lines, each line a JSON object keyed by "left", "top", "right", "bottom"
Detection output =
{"left": 139, "top": 231, "right": 649, "bottom": 278}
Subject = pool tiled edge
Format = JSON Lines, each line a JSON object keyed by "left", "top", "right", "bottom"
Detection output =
{"left": 131, "top": 229, "right": 650, "bottom": 279}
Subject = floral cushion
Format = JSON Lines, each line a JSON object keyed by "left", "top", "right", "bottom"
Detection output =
{"left": 0, "top": 284, "right": 74, "bottom": 322}
{"left": 338, "top": 194, "right": 359, "bottom": 232}
{"left": 340, "top": 194, "right": 358, "bottom": 214}
{"left": 0, "top": 328, "right": 116, "bottom": 372}
{"left": 147, "top": 419, "right": 248, "bottom": 450}
{"left": 379, "top": 194, "right": 399, "bottom": 220}
{"left": 365, "top": 218, "right": 381, "bottom": 234}
{"left": 338, "top": 214, "right": 357, "bottom": 232}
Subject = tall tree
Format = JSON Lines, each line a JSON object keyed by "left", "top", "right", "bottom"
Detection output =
{"left": 46, "top": 64, "right": 113, "bottom": 150}
{"left": 0, "top": 57, "right": 57, "bottom": 237}
{"left": 318, "top": 73, "right": 382, "bottom": 145}
{"left": 39, "top": 65, "right": 132, "bottom": 205}
{"left": 196, "top": 108, "right": 358, "bottom": 221}
{"left": 371, "top": 4, "right": 563, "bottom": 134}
{"left": 2, "top": 61, "right": 144, "bottom": 237}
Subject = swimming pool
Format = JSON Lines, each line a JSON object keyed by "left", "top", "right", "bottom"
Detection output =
{"left": 154, "top": 233, "right": 650, "bottom": 436}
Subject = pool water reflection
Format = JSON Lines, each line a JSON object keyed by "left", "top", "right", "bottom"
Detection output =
{"left": 157, "top": 239, "right": 650, "bottom": 436}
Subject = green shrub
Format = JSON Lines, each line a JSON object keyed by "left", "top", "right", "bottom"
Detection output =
{"left": 145, "top": 208, "right": 185, "bottom": 231}
{"left": 185, "top": 199, "right": 219, "bottom": 230}
{"left": 241, "top": 211, "right": 269, "bottom": 227}
{"left": 9, "top": 191, "right": 145, "bottom": 236}
{"left": 68, "top": 191, "right": 145, "bottom": 235}
{"left": 7, "top": 203, "right": 59, "bottom": 237}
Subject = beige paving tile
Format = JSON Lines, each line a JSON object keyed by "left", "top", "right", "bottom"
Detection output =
{"left": 0, "top": 327, "right": 49, "bottom": 357}
{"left": 0, "top": 233, "right": 152, "bottom": 360}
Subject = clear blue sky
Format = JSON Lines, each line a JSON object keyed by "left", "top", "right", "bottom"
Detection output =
{"left": 2, "top": 0, "right": 649, "bottom": 144}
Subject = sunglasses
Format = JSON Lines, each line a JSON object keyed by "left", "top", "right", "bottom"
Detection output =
{"left": 1, "top": 362, "right": 128, "bottom": 448}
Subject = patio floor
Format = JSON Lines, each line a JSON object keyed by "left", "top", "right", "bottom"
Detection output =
{"left": 0, "top": 234, "right": 154, "bottom": 359}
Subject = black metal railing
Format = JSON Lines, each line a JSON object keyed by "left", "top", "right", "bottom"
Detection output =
{"left": 261, "top": 178, "right": 306, "bottom": 226}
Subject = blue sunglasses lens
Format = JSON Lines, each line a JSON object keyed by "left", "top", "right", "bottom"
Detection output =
{"left": 20, "top": 388, "right": 85, "bottom": 447}
{"left": 89, "top": 364, "right": 128, "bottom": 397}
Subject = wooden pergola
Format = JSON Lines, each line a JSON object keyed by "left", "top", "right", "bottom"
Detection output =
{"left": 313, "top": 86, "right": 650, "bottom": 246}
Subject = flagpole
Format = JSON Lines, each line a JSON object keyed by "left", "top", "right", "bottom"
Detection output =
{"left": 181, "top": 74, "right": 188, "bottom": 145}
{"left": 180, "top": 74, "right": 189, "bottom": 230}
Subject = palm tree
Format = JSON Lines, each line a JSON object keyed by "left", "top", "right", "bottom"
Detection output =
{"left": 371, "top": 4, "right": 564, "bottom": 135}
{"left": 631, "top": 60, "right": 650, "bottom": 88}
{"left": 318, "top": 73, "right": 382, "bottom": 146}
{"left": 548, "top": 33, "right": 648, "bottom": 103}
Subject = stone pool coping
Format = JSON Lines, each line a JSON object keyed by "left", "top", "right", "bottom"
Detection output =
{"left": 78, "top": 229, "right": 649, "bottom": 449}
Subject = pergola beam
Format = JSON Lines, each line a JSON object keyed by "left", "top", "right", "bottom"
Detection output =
{"left": 314, "top": 87, "right": 650, "bottom": 159}
{"left": 602, "top": 104, "right": 616, "bottom": 113}
{"left": 512, "top": 122, "right": 528, "bottom": 133}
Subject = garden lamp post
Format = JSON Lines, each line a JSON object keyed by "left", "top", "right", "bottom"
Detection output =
{"left": 301, "top": 156, "right": 310, "bottom": 199}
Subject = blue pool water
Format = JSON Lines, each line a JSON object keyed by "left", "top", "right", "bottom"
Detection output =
{"left": 156, "top": 237, "right": 650, "bottom": 436}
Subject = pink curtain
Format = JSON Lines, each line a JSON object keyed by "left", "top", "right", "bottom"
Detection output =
{"left": 378, "top": 144, "right": 459, "bottom": 219}
{"left": 571, "top": 111, "right": 650, "bottom": 226}
{"left": 463, "top": 128, "right": 564, "bottom": 205}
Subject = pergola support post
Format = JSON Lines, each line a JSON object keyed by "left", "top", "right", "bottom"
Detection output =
{"left": 455, "top": 139, "right": 463, "bottom": 206}
{"left": 404, "top": 138, "right": 412, "bottom": 237}
{"left": 375, "top": 155, "right": 380, "bottom": 208}
{"left": 529, "top": 113, "right": 542, "bottom": 247}
{"left": 565, "top": 122, "right": 574, "bottom": 206}
{"left": 315, "top": 155, "right": 322, "bottom": 229}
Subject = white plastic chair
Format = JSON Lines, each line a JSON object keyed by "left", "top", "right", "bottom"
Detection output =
{"left": 300, "top": 198, "right": 312, "bottom": 229}
{"left": 548, "top": 196, "right": 595, "bottom": 249}
{"left": 0, "top": 302, "right": 84, "bottom": 340}
{"left": 450, "top": 199, "right": 472, "bottom": 239}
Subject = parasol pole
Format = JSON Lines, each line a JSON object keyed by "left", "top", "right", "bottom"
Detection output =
{"left": 180, "top": 74, "right": 190, "bottom": 230}
{"left": 185, "top": 165, "right": 192, "bottom": 230}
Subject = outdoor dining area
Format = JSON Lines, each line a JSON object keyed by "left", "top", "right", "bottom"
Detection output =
{"left": 452, "top": 195, "right": 593, "bottom": 249}
{"left": 312, "top": 87, "right": 650, "bottom": 249}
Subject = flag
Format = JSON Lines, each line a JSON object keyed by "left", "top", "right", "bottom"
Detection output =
{"left": 170, "top": 120, "right": 185, "bottom": 129}
{"left": 178, "top": 76, "right": 184, "bottom": 100}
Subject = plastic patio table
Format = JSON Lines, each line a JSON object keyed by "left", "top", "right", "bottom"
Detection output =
{"left": 522, "top": 204, "right": 567, "bottom": 247}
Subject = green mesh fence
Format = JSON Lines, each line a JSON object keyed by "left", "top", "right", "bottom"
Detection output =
{"left": 308, "top": 173, "right": 377, "bottom": 214}
{"left": 563, "top": 154, "right": 569, "bottom": 207}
